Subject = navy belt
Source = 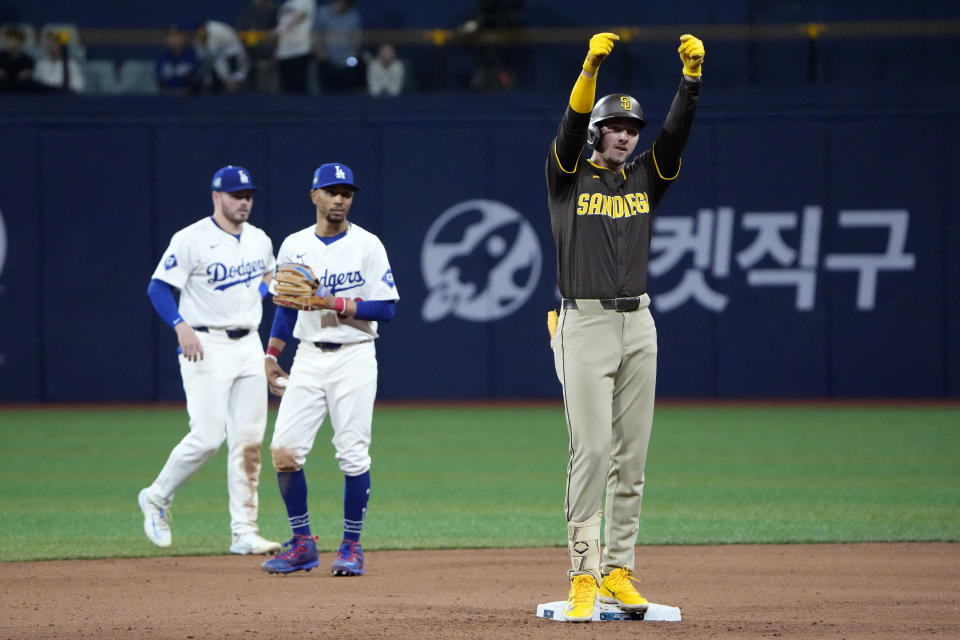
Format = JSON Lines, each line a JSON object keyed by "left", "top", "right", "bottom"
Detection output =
{"left": 312, "top": 341, "right": 369, "bottom": 352}
{"left": 193, "top": 327, "right": 251, "bottom": 339}
{"left": 562, "top": 297, "right": 644, "bottom": 313}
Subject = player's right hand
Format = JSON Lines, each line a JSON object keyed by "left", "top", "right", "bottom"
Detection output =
{"left": 265, "top": 357, "right": 289, "bottom": 396}
{"left": 583, "top": 32, "right": 619, "bottom": 75}
{"left": 678, "top": 34, "right": 705, "bottom": 77}
{"left": 547, "top": 309, "right": 559, "bottom": 340}
{"left": 176, "top": 324, "right": 204, "bottom": 362}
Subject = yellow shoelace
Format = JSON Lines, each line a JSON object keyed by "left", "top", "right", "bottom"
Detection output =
{"left": 607, "top": 568, "right": 643, "bottom": 594}
{"left": 569, "top": 575, "right": 597, "bottom": 605}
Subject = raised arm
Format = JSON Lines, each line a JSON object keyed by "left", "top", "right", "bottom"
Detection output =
{"left": 651, "top": 34, "right": 705, "bottom": 179}
{"left": 553, "top": 33, "right": 619, "bottom": 173}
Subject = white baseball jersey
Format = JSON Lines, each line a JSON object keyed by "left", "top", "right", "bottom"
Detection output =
{"left": 152, "top": 217, "right": 276, "bottom": 329}
{"left": 276, "top": 0, "right": 316, "bottom": 60}
{"left": 273, "top": 222, "right": 399, "bottom": 343}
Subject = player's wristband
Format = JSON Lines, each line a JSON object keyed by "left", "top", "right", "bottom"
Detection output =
{"left": 266, "top": 346, "right": 281, "bottom": 360}
{"left": 331, "top": 297, "right": 347, "bottom": 314}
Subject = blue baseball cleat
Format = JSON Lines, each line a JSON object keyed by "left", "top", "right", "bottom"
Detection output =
{"left": 261, "top": 535, "right": 320, "bottom": 575}
{"left": 331, "top": 539, "right": 364, "bottom": 576}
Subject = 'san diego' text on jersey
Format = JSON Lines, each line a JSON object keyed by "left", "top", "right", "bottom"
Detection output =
{"left": 575, "top": 192, "right": 650, "bottom": 218}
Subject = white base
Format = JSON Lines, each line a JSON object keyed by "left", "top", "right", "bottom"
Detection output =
{"left": 536, "top": 600, "right": 681, "bottom": 622}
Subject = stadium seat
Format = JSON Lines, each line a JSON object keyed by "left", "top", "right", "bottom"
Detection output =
{"left": 117, "top": 59, "right": 158, "bottom": 94}
{"left": 83, "top": 59, "right": 119, "bottom": 95}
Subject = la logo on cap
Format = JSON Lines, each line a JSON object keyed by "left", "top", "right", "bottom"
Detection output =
{"left": 335, "top": 166, "right": 346, "bottom": 179}
{"left": 239, "top": 170, "right": 250, "bottom": 184}
{"left": 213, "top": 177, "right": 222, "bottom": 188}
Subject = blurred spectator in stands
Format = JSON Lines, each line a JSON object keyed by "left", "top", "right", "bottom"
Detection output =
{"left": 193, "top": 21, "right": 250, "bottom": 93}
{"left": 365, "top": 43, "right": 404, "bottom": 97}
{"left": 156, "top": 24, "right": 201, "bottom": 97}
{"left": 460, "top": 0, "right": 523, "bottom": 90}
{"left": 274, "top": 0, "right": 315, "bottom": 94}
{"left": 0, "top": 25, "right": 34, "bottom": 93}
{"left": 235, "top": 0, "right": 279, "bottom": 92}
{"left": 312, "top": 0, "right": 363, "bottom": 93}
{"left": 33, "top": 30, "right": 84, "bottom": 93}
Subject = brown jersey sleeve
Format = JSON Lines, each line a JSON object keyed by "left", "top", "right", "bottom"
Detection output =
{"left": 650, "top": 78, "right": 701, "bottom": 181}
{"left": 546, "top": 106, "right": 591, "bottom": 197}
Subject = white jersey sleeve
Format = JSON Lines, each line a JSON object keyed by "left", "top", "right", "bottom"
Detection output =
{"left": 152, "top": 228, "right": 195, "bottom": 290}
{"left": 273, "top": 235, "right": 296, "bottom": 278}
{"left": 362, "top": 236, "right": 400, "bottom": 303}
{"left": 263, "top": 233, "right": 278, "bottom": 276}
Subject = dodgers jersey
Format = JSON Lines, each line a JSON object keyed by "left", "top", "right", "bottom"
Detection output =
{"left": 274, "top": 222, "right": 398, "bottom": 343}
{"left": 152, "top": 217, "right": 276, "bottom": 329}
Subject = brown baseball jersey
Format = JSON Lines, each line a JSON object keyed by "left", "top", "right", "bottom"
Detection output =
{"left": 546, "top": 79, "right": 701, "bottom": 300}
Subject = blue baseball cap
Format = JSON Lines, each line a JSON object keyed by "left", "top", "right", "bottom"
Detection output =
{"left": 311, "top": 163, "right": 358, "bottom": 191}
{"left": 211, "top": 165, "right": 261, "bottom": 192}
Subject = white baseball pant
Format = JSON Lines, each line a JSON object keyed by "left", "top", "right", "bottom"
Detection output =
{"left": 144, "top": 330, "right": 268, "bottom": 535}
{"left": 270, "top": 340, "right": 377, "bottom": 475}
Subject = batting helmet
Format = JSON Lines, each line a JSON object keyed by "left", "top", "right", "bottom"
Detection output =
{"left": 587, "top": 93, "right": 647, "bottom": 148}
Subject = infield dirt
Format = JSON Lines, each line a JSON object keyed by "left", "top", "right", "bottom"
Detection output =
{"left": 2, "top": 543, "right": 957, "bottom": 639}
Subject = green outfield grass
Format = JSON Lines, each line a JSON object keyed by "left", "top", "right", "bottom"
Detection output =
{"left": 0, "top": 404, "right": 958, "bottom": 562}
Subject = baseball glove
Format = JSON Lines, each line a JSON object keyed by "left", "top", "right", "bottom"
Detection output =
{"left": 272, "top": 263, "right": 326, "bottom": 310}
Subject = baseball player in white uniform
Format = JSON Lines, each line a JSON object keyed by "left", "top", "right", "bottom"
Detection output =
{"left": 260, "top": 163, "right": 398, "bottom": 576}
{"left": 138, "top": 165, "right": 282, "bottom": 556}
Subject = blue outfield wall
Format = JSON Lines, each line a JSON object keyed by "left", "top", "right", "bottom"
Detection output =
{"left": 0, "top": 85, "right": 958, "bottom": 401}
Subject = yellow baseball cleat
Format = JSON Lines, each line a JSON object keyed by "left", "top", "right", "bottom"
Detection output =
{"left": 599, "top": 567, "right": 650, "bottom": 611}
{"left": 564, "top": 574, "right": 598, "bottom": 622}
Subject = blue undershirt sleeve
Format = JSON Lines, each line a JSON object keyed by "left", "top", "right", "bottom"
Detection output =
{"left": 354, "top": 300, "right": 395, "bottom": 321}
{"left": 259, "top": 281, "right": 269, "bottom": 298}
{"left": 269, "top": 305, "right": 298, "bottom": 342}
{"left": 147, "top": 278, "right": 184, "bottom": 328}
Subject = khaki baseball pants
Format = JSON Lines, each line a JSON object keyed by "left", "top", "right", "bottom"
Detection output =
{"left": 551, "top": 295, "right": 657, "bottom": 578}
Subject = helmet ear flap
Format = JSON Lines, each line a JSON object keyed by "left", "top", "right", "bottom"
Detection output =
{"left": 587, "top": 121, "right": 601, "bottom": 148}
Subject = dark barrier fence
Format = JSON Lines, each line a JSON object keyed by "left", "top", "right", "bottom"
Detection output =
{"left": 1, "top": 84, "right": 958, "bottom": 401}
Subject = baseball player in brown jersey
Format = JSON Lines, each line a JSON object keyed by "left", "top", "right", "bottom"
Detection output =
{"left": 545, "top": 32, "right": 704, "bottom": 621}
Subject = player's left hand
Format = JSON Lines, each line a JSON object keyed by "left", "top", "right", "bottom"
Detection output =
{"left": 296, "top": 294, "right": 334, "bottom": 312}
{"left": 273, "top": 262, "right": 322, "bottom": 310}
{"left": 678, "top": 34, "right": 704, "bottom": 77}
{"left": 276, "top": 295, "right": 326, "bottom": 311}
{"left": 302, "top": 294, "right": 352, "bottom": 317}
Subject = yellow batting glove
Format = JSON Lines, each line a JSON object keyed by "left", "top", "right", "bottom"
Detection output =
{"left": 678, "top": 33, "right": 705, "bottom": 77}
{"left": 583, "top": 32, "right": 619, "bottom": 75}
{"left": 547, "top": 309, "right": 558, "bottom": 339}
